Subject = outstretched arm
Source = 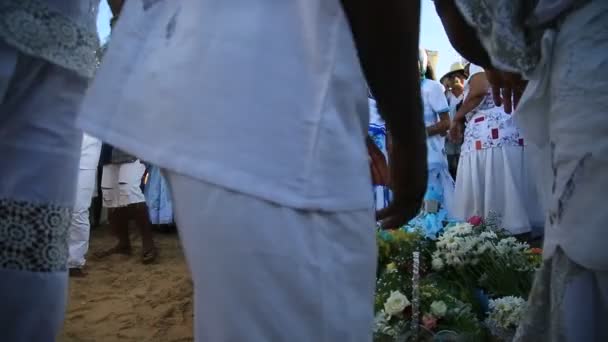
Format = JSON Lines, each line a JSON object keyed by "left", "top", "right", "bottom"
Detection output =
{"left": 340, "top": 0, "right": 427, "bottom": 229}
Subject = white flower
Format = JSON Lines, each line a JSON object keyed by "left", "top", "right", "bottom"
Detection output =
{"left": 487, "top": 296, "right": 527, "bottom": 330}
{"left": 453, "top": 256, "right": 464, "bottom": 265}
{"left": 384, "top": 291, "right": 410, "bottom": 316}
{"left": 480, "top": 231, "right": 498, "bottom": 240}
{"left": 432, "top": 257, "right": 444, "bottom": 270}
{"left": 430, "top": 301, "right": 448, "bottom": 318}
{"left": 449, "top": 223, "right": 474, "bottom": 236}
{"left": 373, "top": 311, "right": 390, "bottom": 333}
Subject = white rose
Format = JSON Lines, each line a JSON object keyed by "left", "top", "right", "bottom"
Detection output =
{"left": 384, "top": 291, "right": 410, "bottom": 316}
{"left": 430, "top": 301, "right": 448, "bottom": 318}
{"left": 432, "top": 258, "right": 444, "bottom": 270}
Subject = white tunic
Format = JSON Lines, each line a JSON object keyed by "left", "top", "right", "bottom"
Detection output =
{"left": 78, "top": 0, "right": 370, "bottom": 211}
{"left": 421, "top": 79, "right": 450, "bottom": 170}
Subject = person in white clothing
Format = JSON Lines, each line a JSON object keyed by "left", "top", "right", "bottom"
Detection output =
{"left": 436, "top": 1, "right": 608, "bottom": 339}
{"left": 0, "top": 1, "right": 99, "bottom": 340}
{"left": 78, "top": 0, "right": 427, "bottom": 340}
{"left": 96, "top": 146, "right": 157, "bottom": 264}
{"left": 367, "top": 94, "right": 391, "bottom": 211}
{"left": 449, "top": 63, "right": 543, "bottom": 235}
{"left": 68, "top": 133, "right": 102, "bottom": 277}
{"left": 440, "top": 62, "right": 467, "bottom": 178}
{"left": 406, "top": 49, "right": 454, "bottom": 238}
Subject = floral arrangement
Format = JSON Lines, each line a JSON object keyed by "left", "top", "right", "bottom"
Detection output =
{"left": 430, "top": 217, "right": 540, "bottom": 298}
{"left": 374, "top": 230, "right": 483, "bottom": 341}
{"left": 373, "top": 216, "right": 542, "bottom": 341}
{"left": 373, "top": 282, "right": 483, "bottom": 341}
{"left": 485, "top": 296, "right": 527, "bottom": 341}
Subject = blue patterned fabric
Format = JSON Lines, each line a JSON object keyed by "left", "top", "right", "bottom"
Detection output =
{"left": 144, "top": 166, "right": 174, "bottom": 225}
{"left": 368, "top": 122, "right": 391, "bottom": 211}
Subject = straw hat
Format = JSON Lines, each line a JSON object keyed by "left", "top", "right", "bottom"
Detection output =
{"left": 440, "top": 62, "right": 466, "bottom": 83}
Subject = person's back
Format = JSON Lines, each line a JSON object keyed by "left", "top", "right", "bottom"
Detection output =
{"left": 79, "top": 0, "right": 370, "bottom": 211}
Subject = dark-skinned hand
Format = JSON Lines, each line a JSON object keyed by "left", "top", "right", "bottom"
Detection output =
{"left": 485, "top": 68, "right": 528, "bottom": 114}
{"left": 377, "top": 133, "right": 427, "bottom": 229}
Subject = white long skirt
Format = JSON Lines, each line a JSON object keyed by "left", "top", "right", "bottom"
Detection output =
{"left": 166, "top": 171, "right": 377, "bottom": 341}
{"left": 452, "top": 146, "right": 543, "bottom": 235}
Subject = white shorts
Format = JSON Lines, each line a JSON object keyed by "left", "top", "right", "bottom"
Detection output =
{"left": 101, "top": 160, "right": 146, "bottom": 208}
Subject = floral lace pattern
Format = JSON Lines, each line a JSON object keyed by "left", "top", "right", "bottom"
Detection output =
{"left": 461, "top": 91, "right": 524, "bottom": 154}
{"left": 513, "top": 248, "right": 584, "bottom": 341}
{"left": 0, "top": 0, "right": 100, "bottom": 78}
{"left": 453, "top": 0, "right": 541, "bottom": 74}
{"left": 0, "top": 198, "right": 71, "bottom": 272}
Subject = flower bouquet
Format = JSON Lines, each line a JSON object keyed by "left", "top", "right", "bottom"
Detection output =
{"left": 484, "top": 296, "right": 527, "bottom": 341}
{"left": 430, "top": 218, "right": 540, "bottom": 299}
{"left": 373, "top": 216, "right": 540, "bottom": 341}
{"left": 373, "top": 282, "right": 484, "bottom": 341}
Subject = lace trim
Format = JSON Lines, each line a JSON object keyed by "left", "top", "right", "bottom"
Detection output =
{"left": 513, "top": 249, "right": 584, "bottom": 341}
{"left": 0, "top": 198, "right": 71, "bottom": 272}
{"left": 0, "top": 0, "right": 100, "bottom": 78}
{"left": 453, "top": 0, "right": 541, "bottom": 74}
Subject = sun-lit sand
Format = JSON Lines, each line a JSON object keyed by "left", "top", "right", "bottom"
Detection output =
{"left": 59, "top": 227, "right": 194, "bottom": 342}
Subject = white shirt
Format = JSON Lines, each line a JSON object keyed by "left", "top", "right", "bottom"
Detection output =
{"left": 78, "top": 0, "right": 370, "bottom": 211}
{"left": 421, "top": 79, "right": 450, "bottom": 169}
{"left": 447, "top": 91, "right": 463, "bottom": 120}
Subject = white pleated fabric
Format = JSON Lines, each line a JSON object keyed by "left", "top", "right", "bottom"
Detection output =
{"left": 453, "top": 146, "right": 544, "bottom": 234}
{"left": 166, "top": 171, "right": 377, "bottom": 342}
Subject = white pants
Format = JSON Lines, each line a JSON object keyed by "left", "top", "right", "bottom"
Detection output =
{"left": 68, "top": 134, "right": 102, "bottom": 268}
{"left": 0, "top": 41, "right": 87, "bottom": 341}
{"left": 166, "top": 171, "right": 377, "bottom": 342}
{"left": 101, "top": 160, "right": 146, "bottom": 208}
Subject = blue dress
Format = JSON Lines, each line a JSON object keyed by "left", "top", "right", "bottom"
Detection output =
{"left": 144, "top": 166, "right": 174, "bottom": 225}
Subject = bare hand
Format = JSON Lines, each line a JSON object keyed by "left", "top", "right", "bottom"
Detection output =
{"left": 377, "top": 135, "right": 427, "bottom": 229}
{"left": 485, "top": 69, "right": 527, "bottom": 114}
{"left": 449, "top": 119, "right": 464, "bottom": 144}
{"left": 367, "top": 136, "right": 390, "bottom": 186}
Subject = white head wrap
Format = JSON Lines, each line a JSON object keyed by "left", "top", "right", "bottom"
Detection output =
{"left": 419, "top": 48, "right": 428, "bottom": 75}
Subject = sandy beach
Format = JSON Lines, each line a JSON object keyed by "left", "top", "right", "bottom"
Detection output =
{"left": 59, "top": 227, "right": 194, "bottom": 342}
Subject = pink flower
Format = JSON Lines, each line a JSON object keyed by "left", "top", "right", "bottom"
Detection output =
{"left": 422, "top": 314, "right": 438, "bottom": 330}
{"left": 467, "top": 216, "right": 483, "bottom": 226}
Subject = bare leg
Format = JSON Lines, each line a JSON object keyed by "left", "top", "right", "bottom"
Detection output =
{"left": 95, "top": 206, "right": 132, "bottom": 258}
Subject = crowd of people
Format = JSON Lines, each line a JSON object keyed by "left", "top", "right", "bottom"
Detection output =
{"left": 0, "top": 0, "right": 606, "bottom": 341}
{"left": 369, "top": 52, "right": 544, "bottom": 241}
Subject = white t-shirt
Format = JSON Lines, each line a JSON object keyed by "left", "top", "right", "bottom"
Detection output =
{"left": 78, "top": 0, "right": 370, "bottom": 211}
{"left": 447, "top": 92, "right": 463, "bottom": 120}
{"left": 421, "top": 79, "right": 450, "bottom": 169}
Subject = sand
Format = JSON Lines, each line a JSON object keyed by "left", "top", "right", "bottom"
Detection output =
{"left": 58, "top": 227, "right": 194, "bottom": 342}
